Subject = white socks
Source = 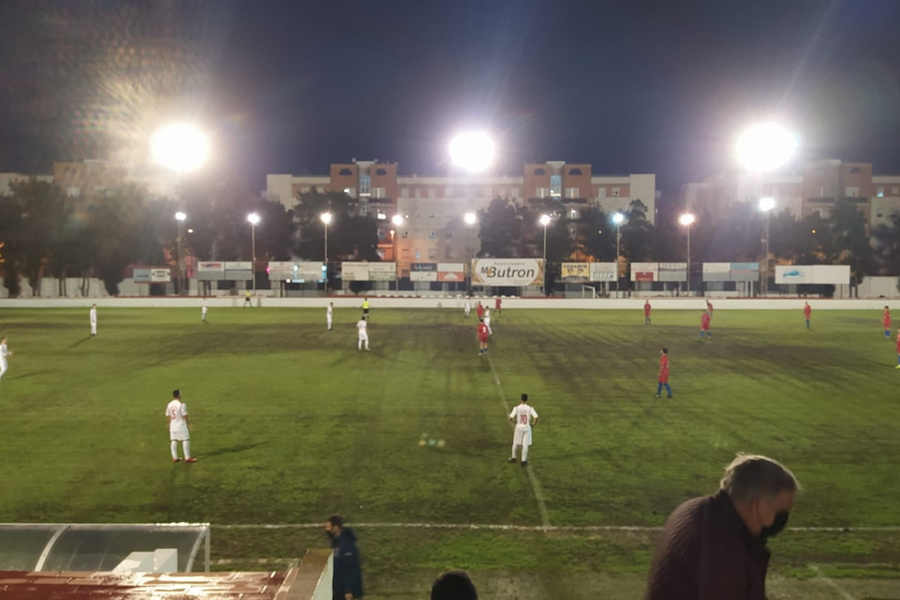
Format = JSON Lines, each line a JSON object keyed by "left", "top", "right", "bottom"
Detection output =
{"left": 171, "top": 440, "right": 191, "bottom": 460}
{"left": 170, "top": 441, "right": 178, "bottom": 460}
{"left": 522, "top": 444, "right": 529, "bottom": 462}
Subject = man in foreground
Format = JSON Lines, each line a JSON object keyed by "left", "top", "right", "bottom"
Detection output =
{"left": 644, "top": 454, "right": 800, "bottom": 600}
{"left": 90, "top": 304, "right": 98, "bottom": 336}
{"left": 166, "top": 390, "right": 197, "bottom": 463}
{"left": 325, "top": 515, "right": 364, "bottom": 600}
{"left": 508, "top": 393, "right": 539, "bottom": 466}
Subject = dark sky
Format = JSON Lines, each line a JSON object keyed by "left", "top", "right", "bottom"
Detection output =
{"left": 1, "top": 0, "right": 900, "bottom": 196}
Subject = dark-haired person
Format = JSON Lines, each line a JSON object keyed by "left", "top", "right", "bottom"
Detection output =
{"left": 431, "top": 570, "right": 477, "bottom": 600}
{"left": 644, "top": 454, "right": 800, "bottom": 600}
{"left": 508, "top": 394, "right": 538, "bottom": 466}
{"left": 166, "top": 390, "right": 196, "bottom": 463}
{"left": 325, "top": 516, "right": 363, "bottom": 600}
{"left": 655, "top": 348, "right": 672, "bottom": 398}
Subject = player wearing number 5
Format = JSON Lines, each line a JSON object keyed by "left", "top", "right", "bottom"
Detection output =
{"left": 509, "top": 393, "right": 539, "bottom": 466}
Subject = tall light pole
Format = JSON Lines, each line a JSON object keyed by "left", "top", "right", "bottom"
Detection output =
{"left": 390, "top": 214, "right": 403, "bottom": 284}
{"left": 247, "top": 213, "right": 260, "bottom": 296}
{"left": 464, "top": 212, "right": 477, "bottom": 293}
{"left": 540, "top": 214, "right": 552, "bottom": 295}
{"left": 759, "top": 197, "right": 776, "bottom": 296}
{"left": 321, "top": 212, "right": 333, "bottom": 294}
{"left": 175, "top": 211, "right": 187, "bottom": 294}
{"left": 612, "top": 212, "right": 625, "bottom": 297}
{"left": 679, "top": 213, "right": 695, "bottom": 295}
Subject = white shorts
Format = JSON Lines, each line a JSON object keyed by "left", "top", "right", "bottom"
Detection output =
{"left": 170, "top": 426, "right": 189, "bottom": 441}
{"left": 513, "top": 426, "right": 532, "bottom": 447}
{"left": 358, "top": 333, "right": 368, "bottom": 341}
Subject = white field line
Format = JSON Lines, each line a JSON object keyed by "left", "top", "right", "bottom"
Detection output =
{"left": 808, "top": 564, "right": 857, "bottom": 600}
{"left": 212, "top": 522, "right": 900, "bottom": 533}
{"left": 487, "top": 353, "right": 551, "bottom": 532}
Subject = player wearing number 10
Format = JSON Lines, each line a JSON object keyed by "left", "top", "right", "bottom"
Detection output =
{"left": 509, "top": 394, "right": 539, "bottom": 466}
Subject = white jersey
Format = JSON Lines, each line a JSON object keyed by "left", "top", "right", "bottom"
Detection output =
{"left": 201, "top": 302, "right": 208, "bottom": 313}
{"left": 484, "top": 308, "right": 491, "bottom": 321}
{"left": 327, "top": 306, "right": 333, "bottom": 318}
{"left": 90, "top": 308, "right": 97, "bottom": 324}
{"left": 357, "top": 319, "right": 368, "bottom": 336}
{"left": 166, "top": 399, "right": 189, "bottom": 434}
{"left": 0, "top": 343, "right": 8, "bottom": 362}
{"left": 510, "top": 404, "right": 538, "bottom": 429}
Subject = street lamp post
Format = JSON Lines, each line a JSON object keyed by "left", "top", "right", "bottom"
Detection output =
{"left": 539, "top": 214, "right": 551, "bottom": 295}
{"left": 321, "top": 212, "right": 333, "bottom": 294}
{"left": 759, "top": 197, "right": 776, "bottom": 296}
{"left": 612, "top": 212, "right": 625, "bottom": 297}
{"left": 175, "top": 211, "right": 187, "bottom": 294}
{"left": 679, "top": 213, "right": 696, "bottom": 295}
{"left": 247, "top": 213, "right": 260, "bottom": 297}
{"left": 464, "top": 212, "right": 477, "bottom": 293}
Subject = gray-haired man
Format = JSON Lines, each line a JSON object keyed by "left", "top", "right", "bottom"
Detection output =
{"left": 644, "top": 454, "right": 800, "bottom": 600}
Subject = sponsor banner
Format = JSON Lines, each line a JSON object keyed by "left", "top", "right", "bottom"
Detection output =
{"left": 472, "top": 258, "right": 543, "bottom": 287}
{"left": 658, "top": 262, "right": 687, "bottom": 283}
{"left": 150, "top": 268, "right": 171, "bottom": 283}
{"left": 731, "top": 262, "right": 759, "bottom": 282}
{"left": 812, "top": 265, "right": 851, "bottom": 285}
{"left": 777, "top": 264, "right": 850, "bottom": 285}
{"left": 224, "top": 261, "right": 253, "bottom": 281}
{"left": 296, "top": 262, "right": 324, "bottom": 281}
{"left": 560, "top": 262, "right": 590, "bottom": 283}
{"left": 267, "top": 261, "right": 295, "bottom": 281}
{"left": 410, "top": 263, "right": 438, "bottom": 282}
{"left": 225, "top": 261, "right": 252, "bottom": 270}
{"left": 342, "top": 262, "right": 369, "bottom": 281}
{"left": 369, "top": 262, "right": 397, "bottom": 281}
{"left": 438, "top": 263, "right": 465, "bottom": 282}
{"left": 133, "top": 268, "right": 152, "bottom": 284}
{"left": 775, "top": 265, "right": 811, "bottom": 284}
{"left": 630, "top": 262, "right": 658, "bottom": 282}
{"left": 197, "top": 261, "right": 226, "bottom": 281}
{"left": 702, "top": 262, "right": 731, "bottom": 282}
{"left": 589, "top": 262, "right": 617, "bottom": 282}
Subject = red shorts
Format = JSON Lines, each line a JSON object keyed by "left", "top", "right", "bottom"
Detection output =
{"left": 478, "top": 335, "right": 488, "bottom": 343}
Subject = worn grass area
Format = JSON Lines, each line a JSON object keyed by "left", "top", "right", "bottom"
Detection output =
{"left": 0, "top": 306, "right": 898, "bottom": 599}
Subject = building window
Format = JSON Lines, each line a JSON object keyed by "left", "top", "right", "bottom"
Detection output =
{"left": 512, "top": 188, "right": 520, "bottom": 198}
{"left": 373, "top": 187, "right": 386, "bottom": 199}
{"left": 445, "top": 231, "right": 452, "bottom": 238}
{"left": 359, "top": 198, "right": 368, "bottom": 216}
{"left": 428, "top": 247, "right": 436, "bottom": 259}
{"left": 534, "top": 168, "right": 546, "bottom": 175}
{"left": 445, "top": 187, "right": 454, "bottom": 197}
{"left": 445, "top": 246, "right": 453, "bottom": 259}
{"left": 375, "top": 168, "right": 388, "bottom": 176}
{"left": 67, "top": 186, "right": 80, "bottom": 197}
{"left": 877, "top": 213, "right": 884, "bottom": 218}
{"left": 415, "top": 251, "right": 421, "bottom": 260}
{"left": 429, "top": 231, "right": 436, "bottom": 239}
{"left": 598, "top": 188, "right": 607, "bottom": 198}
{"left": 485, "top": 186, "right": 492, "bottom": 198}
{"left": 401, "top": 248, "right": 409, "bottom": 259}
{"left": 359, "top": 175, "right": 371, "bottom": 196}
{"left": 566, "top": 187, "right": 580, "bottom": 199}
{"left": 428, "top": 187, "right": 436, "bottom": 198}
{"left": 377, "top": 229, "right": 386, "bottom": 240}
{"left": 402, "top": 231, "right": 408, "bottom": 238}
{"left": 568, "top": 168, "right": 583, "bottom": 175}
{"left": 401, "top": 187, "right": 409, "bottom": 197}
{"left": 569, "top": 209, "right": 579, "bottom": 219}
{"left": 846, "top": 187, "right": 859, "bottom": 198}
{"left": 894, "top": 187, "right": 899, "bottom": 194}
{"left": 550, "top": 175, "right": 562, "bottom": 197}
{"left": 339, "top": 168, "right": 353, "bottom": 176}
{"left": 877, "top": 187, "right": 884, "bottom": 197}
{"left": 475, "top": 187, "right": 483, "bottom": 198}
{"left": 612, "top": 188, "right": 620, "bottom": 197}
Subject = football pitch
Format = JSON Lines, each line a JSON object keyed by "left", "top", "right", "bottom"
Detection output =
{"left": 0, "top": 306, "right": 898, "bottom": 599}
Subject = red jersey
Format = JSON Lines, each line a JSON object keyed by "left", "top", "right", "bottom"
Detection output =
{"left": 895, "top": 336, "right": 900, "bottom": 353}
{"left": 476, "top": 304, "right": 484, "bottom": 318}
{"left": 477, "top": 322, "right": 489, "bottom": 341}
{"left": 644, "top": 302, "right": 651, "bottom": 317}
{"left": 495, "top": 297, "right": 501, "bottom": 310}
{"left": 884, "top": 310, "right": 891, "bottom": 328}
{"left": 803, "top": 305, "right": 812, "bottom": 318}
{"left": 701, "top": 313, "right": 711, "bottom": 330}
{"left": 658, "top": 355, "right": 669, "bottom": 383}
{"left": 706, "top": 301, "right": 713, "bottom": 312}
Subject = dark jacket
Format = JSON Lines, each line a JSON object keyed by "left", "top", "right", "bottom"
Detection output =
{"left": 331, "top": 527, "right": 364, "bottom": 599}
{"left": 644, "top": 491, "right": 770, "bottom": 600}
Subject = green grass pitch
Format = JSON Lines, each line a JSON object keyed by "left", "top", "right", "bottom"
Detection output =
{"left": 0, "top": 306, "right": 898, "bottom": 599}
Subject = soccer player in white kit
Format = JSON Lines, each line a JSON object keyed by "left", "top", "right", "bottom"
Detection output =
{"left": 90, "top": 304, "right": 98, "bottom": 336}
{"left": 166, "top": 389, "right": 196, "bottom": 463}
{"left": 201, "top": 300, "right": 208, "bottom": 322}
{"left": 0, "top": 337, "right": 12, "bottom": 381}
{"left": 327, "top": 302, "right": 334, "bottom": 330}
{"left": 509, "top": 393, "right": 539, "bottom": 466}
{"left": 484, "top": 307, "right": 492, "bottom": 335}
{"left": 464, "top": 297, "right": 471, "bottom": 318}
{"left": 357, "top": 316, "right": 369, "bottom": 351}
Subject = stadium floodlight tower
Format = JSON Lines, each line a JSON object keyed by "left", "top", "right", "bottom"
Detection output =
{"left": 175, "top": 212, "right": 187, "bottom": 295}
{"left": 449, "top": 132, "right": 495, "bottom": 173}
{"left": 464, "top": 212, "right": 477, "bottom": 292}
{"left": 321, "top": 212, "right": 333, "bottom": 293}
{"left": 679, "top": 213, "right": 696, "bottom": 294}
{"left": 539, "top": 214, "right": 552, "bottom": 295}
{"left": 612, "top": 212, "right": 626, "bottom": 296}
{"left": 151, "top": 123, "right": 209, "bottom": 296}
{"left": 737, "top": 123, "right": 797, "bottom": 296}
{"left": 247, "top": 213, "right": 260, "bottom": 297}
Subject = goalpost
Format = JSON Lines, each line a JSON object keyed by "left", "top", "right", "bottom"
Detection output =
{"left": 582, "top": 285, "right": 597, "bottom": 299}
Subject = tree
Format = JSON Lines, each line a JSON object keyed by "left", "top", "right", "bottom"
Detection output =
{"left": 829, "top": 199, "right": 873, "bottom": 282}
{"left": 293, "top": 188, "right": 378, "bottom": 261}
{"left": 578, "top": 208, "right": 615, "bottom": 261}
{"left": 477, "top": 198, "right": 522, "bottom": 258}
{"left": 620, "top": 199, "right": 656, "bottom": 262}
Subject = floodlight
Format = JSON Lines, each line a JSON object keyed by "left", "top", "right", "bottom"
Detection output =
{"left": 449, "top": 132, "right": 495, "bottom": 173}
{"left": 612, "top": 212, "right": 625, "bottom": 225}
{"left": 679, "top": 213, "right": 695, "bottom": 227}
{"left": 464, "top": 212, "right": 477, "bottom": 225}
{"left": 391, "top": 214, "right": 404, "bottom": 226}
{"left": 175, "top": 211, "right": 187, "bottom": 222}
{"left": 247, "top": 213, "right": 261, "bottom": 225}
{"left": 759, "top": 197, "right": 776, "bottom": 212}
{"left": 736, "top": 123, "right": 797, "bottom": 173}
{"left": 320, "top": 212, "right": 333, "bottom": 225}
{"left": 151, "top": 123, "right": 209, "bottom": 173}
{"left": 539, "top": 214, "right": 552, "bottom": 226}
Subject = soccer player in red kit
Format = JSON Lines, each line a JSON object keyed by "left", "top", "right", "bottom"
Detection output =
{"left": 655, "top": 348, "right": 672, "bottom": 398}
{"left": 804, "top": 301, "right": 811, "bottom": 329}
{"left": 644, "top": 300, "right": 652, "bottom": 325}
{"left": 477, "top": 318, "right": 489, "bottom": 355}
{"left": 700, "top": 310, "right": 711, "bottom": 338}
{"left": 884, "top": 306, "right": 891, "bottom": 340}
{"left": 495, "top": 296, "right": 502, "bottom": 315}
{"left": 476, "top": 301, "right": 484, "bottom": 320}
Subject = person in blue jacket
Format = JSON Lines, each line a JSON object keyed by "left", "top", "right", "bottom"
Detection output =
{"left": 325, "top": 515, "right": 364, "bottom": 600}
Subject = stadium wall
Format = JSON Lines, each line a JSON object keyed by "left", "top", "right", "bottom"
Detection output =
{"left": 0, "top": 297, "right": 897, "bottom": 310}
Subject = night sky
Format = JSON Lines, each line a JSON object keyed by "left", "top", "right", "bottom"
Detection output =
{"left": 1, "top": 0, "right": 899, "bottom": 196}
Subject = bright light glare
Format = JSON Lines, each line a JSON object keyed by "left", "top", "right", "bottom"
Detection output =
{"left": 151, "top": 123, "right": 209, "bottom": 173}
{"left": 464, "top": 212, "right": 477, "bottom": 225}
{"left": 449, "top": 132, "right": 495, "bottom": 173}
{"left": 247, "top": 213, "right": 260, "bottom": 225}
{"left": 175, "top": 211, "right": 187, "bottom": 222}
{"left": 391, "top": 214, "right": 404, "bottom": 226}
{"left": 736, "top": 123, "right": 797, "bottom": 172}
{"left": 320, "top": 212, "right": 333, "bottom": 225}
{"left": 612, "top": 212, "right": 625, "bottom": 225}
{"left": 539, "top": 214, "right": 552, "bottom": 226}
{"left": 759, "top": 197, "right": 776, "bottom": 212}
{"left": 679, "top": 213, "right": 695, "bottom": 227}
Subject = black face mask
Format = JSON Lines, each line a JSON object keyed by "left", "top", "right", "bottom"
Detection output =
{"left": 761, "top": 511, "right": 790, "bottom": 538}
